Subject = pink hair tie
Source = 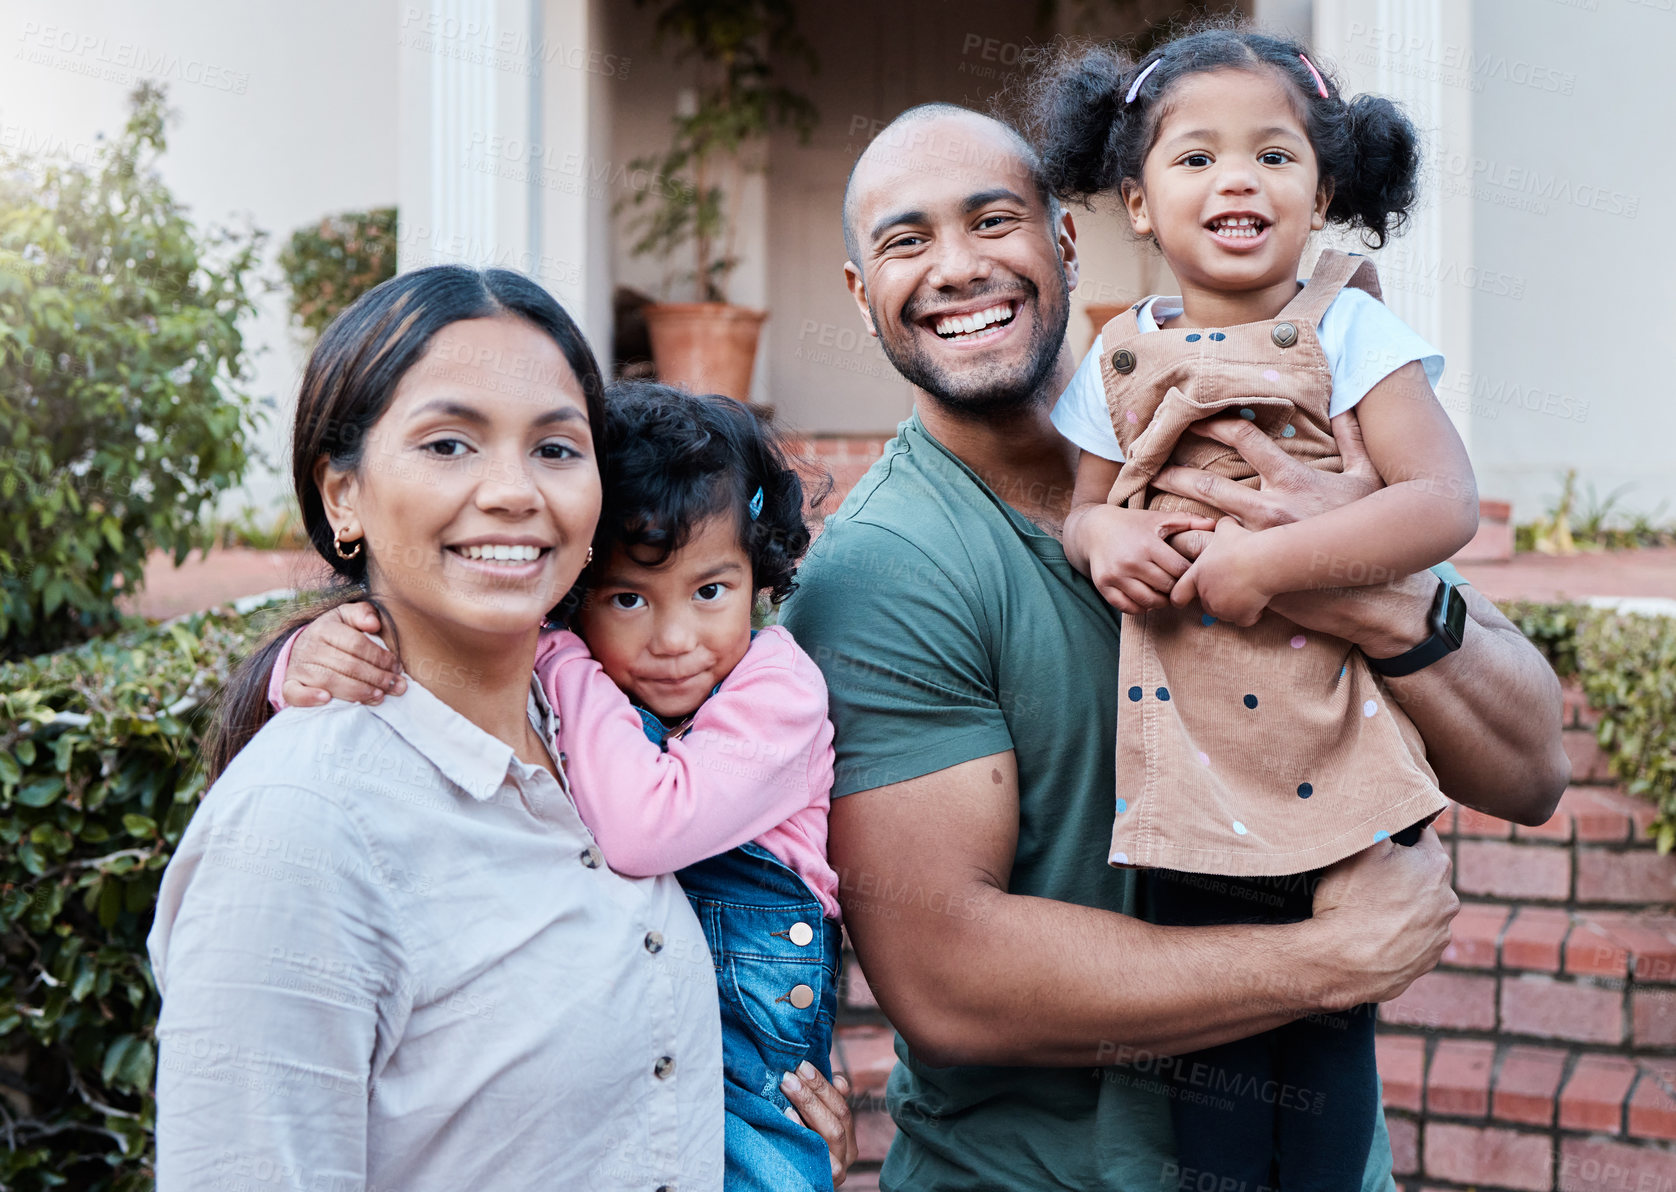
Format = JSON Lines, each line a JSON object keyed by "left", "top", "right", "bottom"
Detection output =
{"left": 1299, "top": 53, "right": 1329, "bottom": 99}
{"left": 1125, "top": 57, "right": 1162, "bottom": 104}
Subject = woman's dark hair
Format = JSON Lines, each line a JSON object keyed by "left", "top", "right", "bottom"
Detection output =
{"left": 206, "top": 266, "right": 607, "bottom": 781}
{"left": 565, "top": 382, "right": 825, "bottom": 616}
{"left": 1026, "top": 23, "right": 1420, "bottom": 248}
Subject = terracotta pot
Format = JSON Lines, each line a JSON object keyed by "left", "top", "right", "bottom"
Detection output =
{"left": 642, "top": 302, "right": 768, "bottom": 403}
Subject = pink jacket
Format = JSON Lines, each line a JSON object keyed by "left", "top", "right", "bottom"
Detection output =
{"left": 270, "top": 624, "right": 840, "bottom": 919}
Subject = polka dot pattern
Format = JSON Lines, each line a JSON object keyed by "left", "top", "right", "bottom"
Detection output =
{"left": 1289, "top": 634, "right": 1307, "bottom": 649}
{"left": 1126, "top": 410, "right": 1139, "bottom": 424}
{"left": 1373, "top": 830, "right": 1390, "bottom": 844}
{"left": 1116, "top": 798, "right": 1128, "bottom": 814}
{"left": 1239, "top": 407, "right": 1256, "bottom": 420}
{"left": 1113, "top": 851, "right": 1129, "bottom": 864}
{"left": 1129, "top": 686, "right": 1143, "bottom": 702}
{"left": 1281, "top": 425, "right": 1296, "bottom": 438}
{"left": 1156, "top": 687, "right": 1171, "bottom": 702}
{"left": 1197, "top": 751, "right": 1210, "bottom": 766}
{"left": 1244, "top": 694, "right": 1259, "bottom": 709}
{"left": 1185, "top": 333, "right": 1201, "bottom": 342}
{"left": 1262, "top": 369, "right": 1280, "bottom": 382}
{"left": 1297, "top": 782, "right": 1313, "bottom": 798}
{"left": 1201, "top": 613, "right": 1217, "bottom": 627}
{"left": 1209, "top": 332, "right": 1226, "bottom": 341}
{"left": 1363, "top": 699, "right": 1378, "bottom": 718}
{"left": 1232, "top": 821, "right": 1248, "bottom": 835}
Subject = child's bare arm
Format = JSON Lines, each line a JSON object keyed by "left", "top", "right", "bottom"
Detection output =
{"left": 1063, "top": 451, "right": 1215, "bottom": 615}
{"left": 1175, "top": 362, "right": 1478, "bottom": 620}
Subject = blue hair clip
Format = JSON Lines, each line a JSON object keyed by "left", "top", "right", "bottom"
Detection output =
{"left": 748, "top": 486, "right": 764, "bottom": 521}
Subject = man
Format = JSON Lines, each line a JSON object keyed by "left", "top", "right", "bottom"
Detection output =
{"left": 778, "top": 103, "right": 1568, "bottom": 1191}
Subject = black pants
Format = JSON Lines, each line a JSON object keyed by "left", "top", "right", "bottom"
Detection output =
{"left": 1146, "top": 823, "right": 1421, "bottom": 1191}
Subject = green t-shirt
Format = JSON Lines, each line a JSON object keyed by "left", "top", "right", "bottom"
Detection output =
{"left": 780, "top": 414, "right": 1396, "bottom": 1192}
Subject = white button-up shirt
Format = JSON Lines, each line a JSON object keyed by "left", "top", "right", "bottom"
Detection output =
{"left": 150, "top": 674, "right": 723, "bottom": 1191}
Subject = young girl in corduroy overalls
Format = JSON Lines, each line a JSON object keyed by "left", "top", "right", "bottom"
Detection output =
{"left": 1033, "top": 26, "right": 1481, "bottom": 1189}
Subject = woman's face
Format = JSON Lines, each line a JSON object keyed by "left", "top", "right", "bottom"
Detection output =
{"left": 319, "top": 315, "right": 601, "bottom": 651}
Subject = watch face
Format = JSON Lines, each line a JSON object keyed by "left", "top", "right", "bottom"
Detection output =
{"left": 1439, "top": 583, "right": 1468, "bottom": 647}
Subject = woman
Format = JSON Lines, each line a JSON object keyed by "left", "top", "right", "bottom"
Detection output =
{"left": 149, "top": 267, "right": 851, "bottom": 1190}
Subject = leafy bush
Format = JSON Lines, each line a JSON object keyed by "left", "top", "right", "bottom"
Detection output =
{"left": 0, "top": 602, "right": 277, "bottom": 1191}
{"left": 276, "top": 206, "right": 397, "bottom": 339}
{"left": 0, "top": 83, "right": 263, "bottom": 660}
{"left": 1577, "top": 613, "right": 1676, "bottom": 850}
{"left": 1501, "top": 600, "right": 1676, "bottom": 849}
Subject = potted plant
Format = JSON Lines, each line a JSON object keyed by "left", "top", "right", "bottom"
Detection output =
{"left": 620, "top": 0, "right": 817, "bottom": 402}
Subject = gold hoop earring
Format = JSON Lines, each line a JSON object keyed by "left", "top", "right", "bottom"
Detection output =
{"left": 333, "top": 527, "right": 362, "bottom": 561}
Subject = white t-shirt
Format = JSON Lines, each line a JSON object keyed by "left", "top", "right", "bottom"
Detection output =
{"left": 1052, "top": 286, "right": 1445, "bottom": 463}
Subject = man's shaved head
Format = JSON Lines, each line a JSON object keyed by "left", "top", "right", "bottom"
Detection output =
{"left": 842, "top": 103, "right": 1059, "bottom": 267}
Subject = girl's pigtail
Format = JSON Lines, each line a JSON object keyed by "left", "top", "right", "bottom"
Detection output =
{"left": 1331, "top": 93, "right": 1421, "bottom": 249}
{"left": 1026, "top": 45, "right": 1138, "bottom": 204}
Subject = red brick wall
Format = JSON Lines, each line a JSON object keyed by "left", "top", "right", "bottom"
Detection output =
{"left": 829, "top": 682, "right": 1676, "bottom": 1191}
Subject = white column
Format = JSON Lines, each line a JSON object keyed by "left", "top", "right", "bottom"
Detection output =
{"left": 1314, "top": 0, "right": 1475, "bottom": 452}
{"left": 395, "top": 0, "right": 613, "bottom": 351}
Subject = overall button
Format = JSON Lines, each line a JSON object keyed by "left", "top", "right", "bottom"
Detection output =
{"left": 654, "top": 1055, "right": 676, "bottom": 1079}
{"left": 1271, "top": 321, "right": 1298, "bottom": 348}
{"left": 1111, "top": 348, "right": 1136, "bottom": 374}
{"left": 579, "top": 846, "right": 603, "bottom": 869}
{"left": 788, "top": 984, "right": 815, "bottom": 1010}
{"left": 788, "top": 921, "right": 815, "bottom": 947}
{"left": 644, "top": 931, "right": 664, "bottom": 954}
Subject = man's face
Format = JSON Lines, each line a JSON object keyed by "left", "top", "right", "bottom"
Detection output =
{"left": 844, "top": 115, "right": 1077, "bottom": 416}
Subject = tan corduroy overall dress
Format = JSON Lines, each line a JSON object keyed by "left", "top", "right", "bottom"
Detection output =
{"left": 1099, "top": 250, "right": 1447, "bottom": 878}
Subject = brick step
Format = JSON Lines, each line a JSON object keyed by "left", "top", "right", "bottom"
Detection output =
{"left": 1439, "top": 789, "right": 1675, "bottom": 908}
{"left": 1379, "top": 1034, "right": 1676, "bottom": 1190}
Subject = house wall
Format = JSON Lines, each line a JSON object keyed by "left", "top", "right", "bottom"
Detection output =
{"left": 0, "top": 0, "right": 400, "bottom": 514}
{"left": 1464, "top": 0, "right": 1673, "bottom": 523}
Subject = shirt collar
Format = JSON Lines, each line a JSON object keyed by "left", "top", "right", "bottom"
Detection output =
{"left": 365, "top": 662, "right": 555, "bottom": 803}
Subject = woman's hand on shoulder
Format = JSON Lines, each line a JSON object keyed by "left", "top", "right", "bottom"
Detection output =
{"left": 782, "top": 1064, "right": 857, "bottom": 1186}
{"left": 280, "top": 602, "right": 404, "bottom": 708}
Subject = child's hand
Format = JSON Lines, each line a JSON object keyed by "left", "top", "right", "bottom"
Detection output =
{"left": 1171, "top": 518, "right": 1275, "bottom": 626}
{"left": 1069, "top": 505, "right": 1218, "bottom": 615}
{"left": 281, "top": 602, "right": 405, "bottom": 707}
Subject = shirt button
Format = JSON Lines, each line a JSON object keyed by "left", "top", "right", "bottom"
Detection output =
{"left": 787, "top": 983, "right": 815, "bottom": 1010}
{"left": 654, "top": 1055, "right": 676, "bottom": 1080}
{"left": 1271, "top": 321, "right": 1298, "bottom": 348}
{"left": 644, "top": 931, "right": 664, "bottom": 954}
{"left": 579, "top": 846, "right": 603, "bottom": 869}
{"left": 788, "top": 921, "right": 814, "bottom": 947}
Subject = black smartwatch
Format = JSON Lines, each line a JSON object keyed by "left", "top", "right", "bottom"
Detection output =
{"left": 1365, "top": 575, "right": 1468, "bottom": 678}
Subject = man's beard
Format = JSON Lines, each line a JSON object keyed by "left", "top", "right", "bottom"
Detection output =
{"left": 871, "top": 273, "right": 1071, "bottom": 419}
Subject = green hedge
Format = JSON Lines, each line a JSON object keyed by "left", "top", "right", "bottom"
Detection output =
{"left": 276, "top": 206, "right": 397, "bottom": 339}
{"left": 1501, "top": 600, "right": 1676, "bottom": 849}
{"left": 0, "top": 603, "right": 275, "bottom": 1191}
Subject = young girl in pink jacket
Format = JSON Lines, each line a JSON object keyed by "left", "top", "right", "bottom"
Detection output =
{"left": 272, "top": 383, "right": 850, "bottom": 1191}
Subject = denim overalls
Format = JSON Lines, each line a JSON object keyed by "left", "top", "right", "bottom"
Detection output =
{"left": 637, "top": 683, "right": 842, "bottom": 1192}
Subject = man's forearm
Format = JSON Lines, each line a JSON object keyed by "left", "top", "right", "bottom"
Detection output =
{"left": 873, "top": 886, "right": 1342, "bottom": 1068}
{"left": 1272, "top": 576, "right": 1568, "bottom": 824}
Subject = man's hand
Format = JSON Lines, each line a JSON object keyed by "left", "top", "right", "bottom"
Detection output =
{"left": 1171, "top": 517, "right": 1272, "bottom": 626}
{"left": 1158, "top": 409, "right": 1382, "bottom": 559}
{"left": 1066, "top": 504, "right": 1217, "bottom": 614}
{"left": 280, "top": 602, "right": 405, "bottom": 708}
{"left": 1305, "top": 828, "right": 1458, "bottom": 1009}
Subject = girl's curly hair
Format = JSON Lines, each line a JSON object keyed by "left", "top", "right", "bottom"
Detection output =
{"left": 562, "top": 383, "right": 825, "bottom": 616}
{"left": 1025, "top": 23, "right": 1421, "bottom": 249}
